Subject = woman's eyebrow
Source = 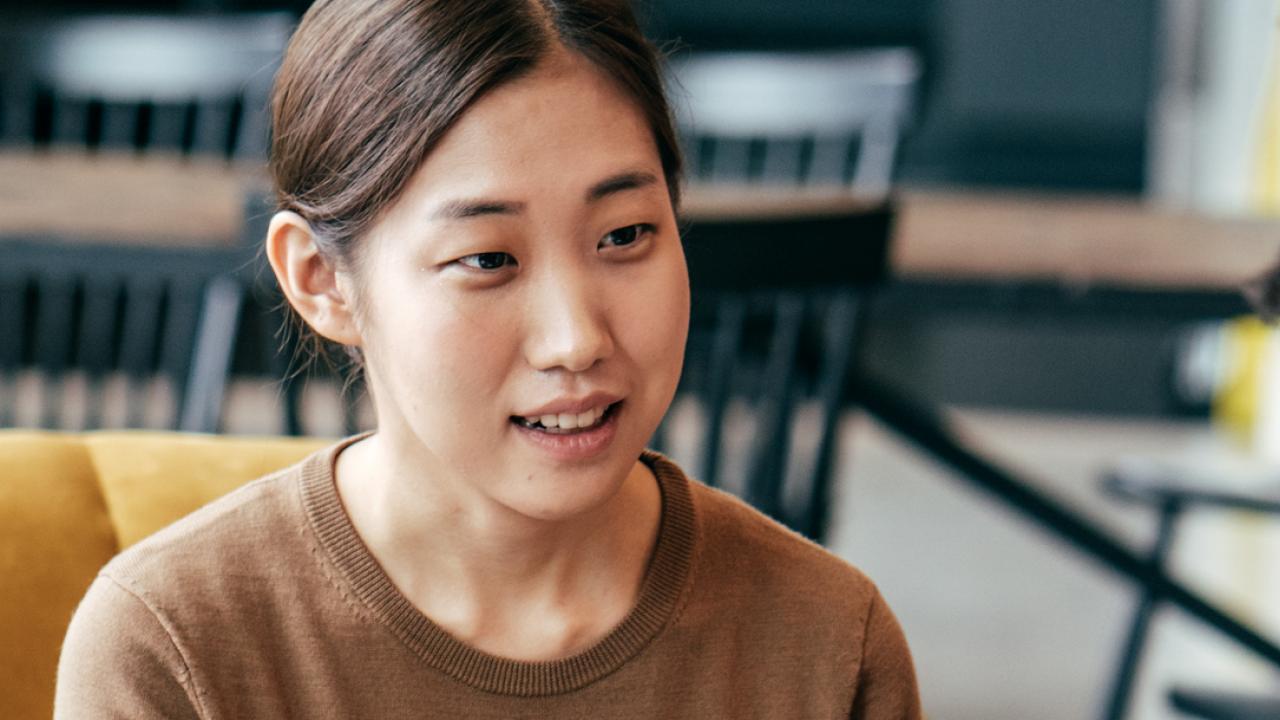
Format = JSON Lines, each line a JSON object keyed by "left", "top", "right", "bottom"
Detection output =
{"left": 431, "top": 199, "right": 525, "bottom": 221}
{"left": 585, "top": 170, "right": 658, "bottom": 202}
{"left": 430, "top": 170, "right": 658, "bottom": 222}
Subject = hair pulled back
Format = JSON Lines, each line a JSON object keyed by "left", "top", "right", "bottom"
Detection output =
{"left": 270, "top": 0, "right": 683, "bottom": 269}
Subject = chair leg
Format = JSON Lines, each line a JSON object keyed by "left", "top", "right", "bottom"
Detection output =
{"left": 1102, "top": 500, "right": 1182, "bottom": 720}
{"left": 801, "top": 291, "right": 863, "bottom": 542}
{"left": 701, "top": 294, "right": 746, "bottom": 488}
{"left": 746, "top": 293, "right": 804, "bottom": 521}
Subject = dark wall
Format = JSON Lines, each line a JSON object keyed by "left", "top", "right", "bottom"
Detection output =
{"left": 645, "top": 0, "right": 1157, "bottom": 192}
{"left": 642, "top": 0, "right": 933, "bottom": 51}
{"left": 903, "top": 0, "right": 1158, "bottom": 191}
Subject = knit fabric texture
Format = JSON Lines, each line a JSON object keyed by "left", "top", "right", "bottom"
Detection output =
{"left": 56, "top": 436, "right": 922, "bottom": 719}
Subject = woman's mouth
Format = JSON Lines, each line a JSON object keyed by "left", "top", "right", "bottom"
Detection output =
{"left": 509, "top": 401, "right": 623, "bottom": 461}
{"left": 511, "top": 401, "right": 620, "bottom": 434}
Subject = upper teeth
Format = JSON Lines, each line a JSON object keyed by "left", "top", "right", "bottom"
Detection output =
{"left": 526, "top": 404, "right": 609, "bottom": 429}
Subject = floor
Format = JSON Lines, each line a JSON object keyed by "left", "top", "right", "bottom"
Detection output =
{"left": 816, "top": 409, "right": 1280, "bottom": 720}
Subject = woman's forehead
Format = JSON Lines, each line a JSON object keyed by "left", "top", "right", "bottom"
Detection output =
{"left": 407, "top": 52, "right": 662, "bottom": 196}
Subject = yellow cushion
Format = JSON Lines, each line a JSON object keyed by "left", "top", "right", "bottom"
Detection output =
{"left": 0, "top": 432, "right": 116, "bottom": 720}
{"left": 82, "top": 432, "right": 327, "bottom": 549}
{"left": 0, "top": 430, "right": 329, "bottom": 720}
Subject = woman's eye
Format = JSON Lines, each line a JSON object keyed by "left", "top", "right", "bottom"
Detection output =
{"left": 600, "top": 224, "right": 654, "bottom": 249}
{"left": 457, "top": 252, "right": 516, "bottom": 271}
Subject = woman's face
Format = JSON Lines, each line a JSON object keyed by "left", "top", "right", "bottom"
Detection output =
{"left": 346, "top": 50, "right": 689, "bottom": 522}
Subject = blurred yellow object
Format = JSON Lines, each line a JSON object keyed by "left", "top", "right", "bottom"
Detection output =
{"left": 1212, "top": 316, "right": 1272, "bottom": 442}
{"left": 0, "top": 430, "right": 328, "bottom": 720}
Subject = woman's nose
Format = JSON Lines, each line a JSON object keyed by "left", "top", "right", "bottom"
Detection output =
{"left": 524, "top": 277, "right": 615, "bottom": 373}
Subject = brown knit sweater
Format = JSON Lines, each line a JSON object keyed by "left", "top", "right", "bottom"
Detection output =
{"left": 56, "top": 437, "right": 921, "bottom": 719}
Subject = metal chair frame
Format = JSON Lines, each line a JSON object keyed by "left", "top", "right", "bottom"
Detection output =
{"left": 1099, "top": 466, "right": 1280, "bottom": 720}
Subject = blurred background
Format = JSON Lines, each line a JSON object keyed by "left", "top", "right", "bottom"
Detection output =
{"left": 2, "top": 1, "right": 1280, "bottom": 719}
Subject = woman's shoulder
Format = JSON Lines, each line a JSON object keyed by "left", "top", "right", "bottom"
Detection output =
{"left": 646, "top": 454, "right": 920, "bottom": 715}
{"left": 688, "top": 478, "right": 878, "bottom": 600}
{"left": 58, "top": 442, "right": 360, "bottom": 718}
{"left": 99, "top": 449, "right": 317, "bottom": 601}
{"left": 643, "top": 452, "right": 881, "bottom": 614}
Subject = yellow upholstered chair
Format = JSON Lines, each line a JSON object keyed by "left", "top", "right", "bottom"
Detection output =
{"left": 0, "top": 430, "right": 329, "bottom": 720}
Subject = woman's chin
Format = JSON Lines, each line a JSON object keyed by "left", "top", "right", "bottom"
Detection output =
{"left": 497, "top": 471, "right": 630, "bottom": 524}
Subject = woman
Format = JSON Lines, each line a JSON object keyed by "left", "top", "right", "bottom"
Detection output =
{"left": 56, "top": 1, "right": 922, "bottom": 717}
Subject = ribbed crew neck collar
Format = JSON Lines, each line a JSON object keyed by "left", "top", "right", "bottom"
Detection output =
{"left": 297, "top": 435, "right": 698, "bottom": 697}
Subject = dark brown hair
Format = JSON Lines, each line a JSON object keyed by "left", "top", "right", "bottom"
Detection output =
{"left": 271, "top": 0, "right": 682, "bottom": 269}
{"left": 269, "top": 0, "right": 684, "bottom": 378}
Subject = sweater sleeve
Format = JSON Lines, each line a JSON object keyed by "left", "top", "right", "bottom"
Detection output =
{"left": 849, "top": 588, "right": 923, "bottom": 720}
{"left": 55, "top": 574, "right": 203, "bottom": 720}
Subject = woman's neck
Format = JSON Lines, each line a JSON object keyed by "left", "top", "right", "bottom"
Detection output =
{"left": 333, "top": 432, "right": 662, "bottom": 661}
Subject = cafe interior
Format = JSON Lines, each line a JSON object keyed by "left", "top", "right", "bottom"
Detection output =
{"left": 2, "top": 0, "right": 1280, "bottom": 718}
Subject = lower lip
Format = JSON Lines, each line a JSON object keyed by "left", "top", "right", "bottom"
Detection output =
{"left": 511, "top": 403, "right": 621, "bottom": 461}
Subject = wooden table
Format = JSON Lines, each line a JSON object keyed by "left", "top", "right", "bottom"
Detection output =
{"left": 3, "top": 150, "right": 1279, "bottom": 291}
{"left": 894, "top": 191, "right": 1280, "bottom": 291}
{"left": 0, "top": 150, "right": 267, "bottom": 245}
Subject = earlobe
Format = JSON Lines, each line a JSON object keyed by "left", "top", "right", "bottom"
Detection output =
{"left": 265, "top": 211, "right": 363, "bottom": 346}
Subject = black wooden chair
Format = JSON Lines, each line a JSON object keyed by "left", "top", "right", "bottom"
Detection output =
{"left": 653, "top": 204, "right": 894, "bottom": 542}
{"left": 668, "top": 48, "right": 921, "bottom": 193}
{"left": 650, "top": 48, "right": 918, "bottom": 541}
{"left": 1098, "top": 464, "right": 1280, "bottom": 720}
{"left": 0, "top": 13, "right": 292, "bottom": 159}
{"left": 0, "top": 239, "right": 249, "bottom": 432}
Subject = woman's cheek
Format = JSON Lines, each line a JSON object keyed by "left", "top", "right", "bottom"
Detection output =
{"left": 629, "top": 250, "right": 690, "bottom": 371}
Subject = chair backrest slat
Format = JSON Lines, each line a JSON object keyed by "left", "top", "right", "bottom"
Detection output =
{"left": 33, "top": 274, "right": 77, "bottom": 428}
{"left": 0, "top": 13, "right": 292, "bottom": 159}
{"left": 98, "top": 101, "right": 138, "bottom": 150}
{"left": 2, "top": 240, "right": 246, "bottom": 432}
{"left": 806, "top": 135, "right": 854, "bottom": 186}
{"left": 0, "top": 271, "right": 28, "bottom": 371}
{"left": 708, "top": 137, "right": 751, "bottom": 185}
{"left": 158, "top": 281, "right": 202, "bottom": 402}
{"left": 670, "top": 48, "right": 920, "bottom": 193}
{"left": 699, "top": 293, "right": 747, "bottom": 488}
{"left": 190, "top": 99, "right": 235, "bottom": 157}
{"left": 798, "top": 291, "right": 863, "bottom": 540}
{"left": 744, "top": 293, "right": 805, "bottom": 519}
{"left": 179, "top": 275, "right": 243, "bottom": 433}
{"left": 759, "top": 138, "right": 804, "bottom": 185}
{"left": 117, "top": 276, "right": 164, "bottom": 379}
{"left": 119, "top": 277, "right": 166, "bottom": 428}
{"left": 1, "top": 79, "right": 34, "bottom": 147}
{"left": 76, "top": 275, "right": 122, "bottom": 429}
{"left": 77, "top": 276, "right": 120, "bottom": 377}
{"left": 50, "top": 97, "right": 91, "bottom": 149}
{"left": 146, "top": 103, "right": 189, "bottom": 154}
{"left": 0, "top": 271, "right": 26, "bottom": 427}
{"left": 851, "top": 117, "right": 902, "bottom": 195}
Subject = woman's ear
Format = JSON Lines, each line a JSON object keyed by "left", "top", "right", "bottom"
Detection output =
{"left": 265, "top": 211, "right": 363, "bottom": 346}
